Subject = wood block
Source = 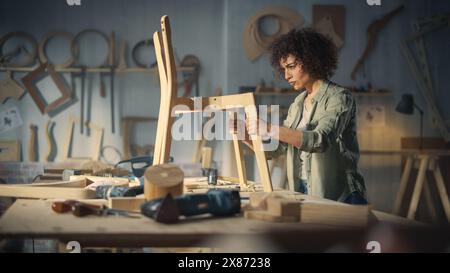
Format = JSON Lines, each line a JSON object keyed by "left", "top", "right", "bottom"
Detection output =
{"left": 108, "top": 197, "right": 146, "bottom": 212}
{"left": 244, "top": 209, "right": 298, "bottom": 223}
{"left": 299, "top": 200, "right": 370, "bottom": 227}
{"left": 144, "top": 164, "right": 184, "bottom": 200}
{"left": 266, "top": 196, "right": 300, "bottom": 219}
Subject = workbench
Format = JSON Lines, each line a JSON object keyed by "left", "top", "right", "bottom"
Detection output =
{"left": 1, "top": 196, "right": 445, "bottom": 253}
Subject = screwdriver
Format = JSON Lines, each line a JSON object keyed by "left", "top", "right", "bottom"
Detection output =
{"left": 52, "top": 200, "right": 141, "bottom": 218}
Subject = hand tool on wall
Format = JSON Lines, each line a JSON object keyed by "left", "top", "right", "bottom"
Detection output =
{"left": 28, "top": 124, "right": 38, "bottom": 162}
{"left": 70, "top": 66, "right": 86, "bottom": 133}
{"left": 0, "top": 31, "right": 38, "bottom": 67}
{"left": 132, "top": 39, "right": 157, "bottom": 68}
{"left": 141, "top": 189, "right": 241, "bottom": 223}
{"left": 45, "top": 120, "right": 57, "bottom": 162}
{"left": 351, "top": 5, "right": 404, "bottom": 80}
{"left": 38, "top": 31, "right": 75, "bottom": 69}
{"left": 52, "top": 200, "right": 140, "bottom": 218}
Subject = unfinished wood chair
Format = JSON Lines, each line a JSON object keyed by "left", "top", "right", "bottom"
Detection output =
{"left": 151, "top": 15, "right": 273, "bottom": 193}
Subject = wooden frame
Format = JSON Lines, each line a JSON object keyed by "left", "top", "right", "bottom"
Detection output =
{"left": 151, "top": 16, "right": 273, "bottom": 192}
{"left": 121, "top": 116, "right": 158, "bottom": 159}
{"left": 21, "top": 62, "right": 73, "bottom": 114}
{"left": 62, "top": 117, "right": 104, "bottom": 161}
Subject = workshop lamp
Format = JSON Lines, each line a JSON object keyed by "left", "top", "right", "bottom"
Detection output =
{"left": 395, "top": 94, "right": 424, "bottom": 150}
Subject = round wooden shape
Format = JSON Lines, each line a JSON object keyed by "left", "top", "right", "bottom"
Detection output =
{"left": 144, "top": 164, "right": 184, "bottom": 200}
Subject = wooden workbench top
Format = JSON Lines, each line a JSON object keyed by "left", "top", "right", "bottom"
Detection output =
{"left": 0, "top": 199, "right": 424, "bottom": 251}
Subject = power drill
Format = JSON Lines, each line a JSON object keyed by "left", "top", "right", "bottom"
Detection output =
{"left": 140, "top": 189, "right": 241, "bottom": 223}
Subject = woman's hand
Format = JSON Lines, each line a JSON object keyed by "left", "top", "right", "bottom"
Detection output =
{"left": 246, "top": 116, "right": 272, "bottom": 140}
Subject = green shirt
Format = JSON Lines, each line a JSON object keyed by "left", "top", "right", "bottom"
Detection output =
{"left": 267, "top": 80, "right": 367, "bottom": 202}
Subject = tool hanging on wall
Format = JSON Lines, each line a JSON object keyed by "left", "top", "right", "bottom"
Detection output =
{"left": 132, "top": 39, "right": 157, "bottom": 68}
{"left": 45, "top": 120, "right": 57, "bottom": 162}
{"left": 38, "top": 31, "right": 75, "bottom": 69}
{"left": 243, "top": 6, "right": 304, "bottom": 62}
{"left": 70, "top": 66, "right": 87, "bottom": 133}
{"left": 28, "top": 124, "right": 38, "bottom": 162}
{"left": 21, "top": 62, "right": 74, "bottom": 116}
{"left": 351, "top": 5, "right": 404, "bottom": 80}
{"left": 71, "top": 29, "right": 116, "bottom": 133}
{"left": 0, "top": 70, "right": 26, "bottom": 104}
{"left": 0, "top": 31, "right": 38, "bottom": 67}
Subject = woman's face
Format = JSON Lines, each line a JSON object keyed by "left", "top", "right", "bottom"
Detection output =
{"left": 279, "top": 54, "right": 311, "bottom": 91}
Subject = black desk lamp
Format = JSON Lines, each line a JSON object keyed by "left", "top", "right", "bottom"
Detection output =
{"left": 396, "top": 94, "right": 424, "bottom": 150}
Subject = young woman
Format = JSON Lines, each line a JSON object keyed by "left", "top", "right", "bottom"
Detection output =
{"left": 234, "top": 28, "right": 367, "bottom": 204}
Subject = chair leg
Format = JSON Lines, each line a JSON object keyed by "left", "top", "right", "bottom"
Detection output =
{"left": 393, "top": 155, "right": 413, "bottom": 215}
{"left": 232, "top": 134, "right": 248, "bottom": 188}
{"left": 433, "top": 162, "right": 450, "bottom": 223}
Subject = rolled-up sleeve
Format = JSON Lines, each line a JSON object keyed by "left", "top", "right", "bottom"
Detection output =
{"left": 300, "top": 91, "right": 354, "bottom": 153}
{"left": 265, "top": 98, "right": 299, "bottom": 159}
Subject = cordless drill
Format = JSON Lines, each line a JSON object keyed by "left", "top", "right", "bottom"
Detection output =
{"left": 140, "top": 189, "right": 241, "bottom": 223}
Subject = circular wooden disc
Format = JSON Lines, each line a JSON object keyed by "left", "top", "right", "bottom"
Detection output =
{"left": 144, "top": 164, "right": 184, "bottom": 200}
{"left": 145, "top": 164, "right": 183, "bottom": 187}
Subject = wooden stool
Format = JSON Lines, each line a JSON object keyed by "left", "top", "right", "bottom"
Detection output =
{"left": 393, "top": 150, "right": 450, "bottom": 222}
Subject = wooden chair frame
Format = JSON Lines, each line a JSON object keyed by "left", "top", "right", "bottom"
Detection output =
{"left": 151, "top": 15, "right": 273, "bottom": 192}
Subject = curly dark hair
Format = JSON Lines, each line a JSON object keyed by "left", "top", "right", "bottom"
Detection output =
{"left": 269, "top": 28, "right": 338, "bottom": 80}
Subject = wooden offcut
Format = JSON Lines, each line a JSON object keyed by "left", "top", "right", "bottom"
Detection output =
{"left": 144, "top": 164, "right": 184, "bottom": 200}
